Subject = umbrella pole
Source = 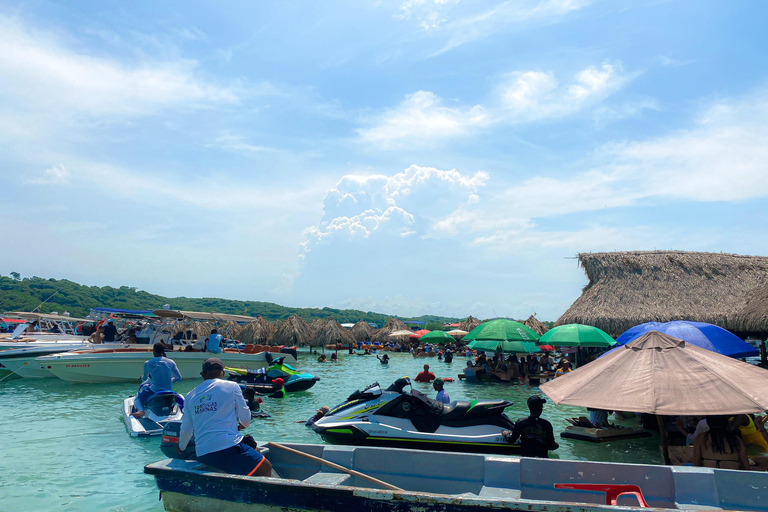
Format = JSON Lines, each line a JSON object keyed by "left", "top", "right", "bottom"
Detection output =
{"left": 657, "top": 415, "right": 671, "bottom": 465}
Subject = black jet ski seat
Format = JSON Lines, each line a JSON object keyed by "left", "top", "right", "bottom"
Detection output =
{"left": 441, "top": 400, "right": 512, "bottom": 421}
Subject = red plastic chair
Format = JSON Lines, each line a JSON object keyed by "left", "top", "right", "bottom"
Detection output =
{"left": 554, "top": 484, "right": 649, "bottom": 507}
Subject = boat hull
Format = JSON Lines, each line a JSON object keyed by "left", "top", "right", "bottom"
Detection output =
{"left": 145, "top": 441, "right": 768, "bottom": 512}
{"left": 38, "top": 349, "right": 297, "bottom": 383}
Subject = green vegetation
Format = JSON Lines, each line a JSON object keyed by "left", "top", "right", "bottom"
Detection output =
{"left": 0, "top": 274, "right": 461, "bottom": 326}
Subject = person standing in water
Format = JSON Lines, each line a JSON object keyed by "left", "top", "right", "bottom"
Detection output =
{"left": 433, "top": 378, "right": 450, "bottom": 404}
{"left": 502, "top": 395, "right": 559, "bottom": 458}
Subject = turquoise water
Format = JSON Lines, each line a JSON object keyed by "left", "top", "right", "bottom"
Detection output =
{"left": 0, "top": 350, "right": 665, "bottom": 511}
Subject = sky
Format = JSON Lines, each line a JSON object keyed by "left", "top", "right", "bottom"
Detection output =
{"left": 1, "top": 0, "right": 767, "bottom": 321}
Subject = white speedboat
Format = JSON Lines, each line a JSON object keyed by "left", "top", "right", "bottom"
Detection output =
{"left": 0, "top": 342, "right": 124, "bottom": 378}
{"left": 38, "top": 347, "right": 296, "bottom": 383}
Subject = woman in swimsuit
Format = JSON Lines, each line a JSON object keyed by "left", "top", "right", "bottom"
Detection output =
{"left": 693, "top": 415, "right": 749, "bottom": 470}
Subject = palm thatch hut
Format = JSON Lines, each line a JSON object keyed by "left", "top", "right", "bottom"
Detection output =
{"left": 460, "top": 316, "right": 481, "bottom": 333}
{"left": 523, "top": 315, "right": 550, "bottom": 336}
{"left": 309, "top": 318, "right": 326, "bottom": 338}
{"left": 313, "top": 316, "right": 356, "bottom": 348}
{"left": 556, "top": 251, "right": 768, "bottom": 338}
{"left": 272, "top": 314, "right": 313, "bottom": 346}
{"left": 351, "top": 320, "right": 374, "bottom": 342}
{"left": 735, "top": 282, "right": 768, "bottom": 338}
{"left": 168, "top": 320, "right": 213, "bottom": 341}
{"left": 371, "top": 318, "right": 411, "bottom": 344}
{"left": 238, "top": 316, "right": 277, "bottom": 345}
{"left": 218, "top": 320, "right": 244, "bottom": 339}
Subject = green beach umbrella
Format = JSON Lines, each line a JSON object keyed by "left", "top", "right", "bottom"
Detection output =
{"left": 419, "top": 330, "right": 454, "bottom": 344}
{"left": 464, "top": 319, "right": 541, "bottom": 353}
{"left": 538, "top": 324, "right": 616, "bottom": 348}
{"left": 467, "top": 338, "right": 541, "bottom": 354}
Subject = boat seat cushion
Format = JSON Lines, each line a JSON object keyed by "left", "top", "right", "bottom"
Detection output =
{"left": 303, "top": 472, "right": 352, "bottom": 486}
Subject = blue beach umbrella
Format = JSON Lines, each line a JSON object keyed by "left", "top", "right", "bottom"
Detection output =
{"left": 613, "top": 320, "right": 758, "bottom": 359}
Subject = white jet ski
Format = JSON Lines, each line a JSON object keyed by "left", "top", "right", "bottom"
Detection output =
{"left": 122, "top": 389, "right": 184, "bottom": 437}
{"left": 311, "top": 378, "right": 520, "bottom": 454}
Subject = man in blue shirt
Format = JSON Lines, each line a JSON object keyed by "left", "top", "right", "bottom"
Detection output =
{"left": 102, "top": 319, "right": 118, "bottom": 342}
{"left": 130, "top": 343, "right": 182, "bottom": 418}
{"left": 433, "top": 378, "right": 450, "bottom": 404}
{"left": 206, "top": 329, "right": 222, "bottom": 353}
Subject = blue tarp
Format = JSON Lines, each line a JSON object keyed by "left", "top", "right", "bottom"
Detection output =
{"left": 402, "top": 320, "right": 426, "bottom": 325}
{"left": 613, "top": 320, "right": 759, "bottom": 359}
{"left": 91, "top": 307, "right": 156, "bottom": 316}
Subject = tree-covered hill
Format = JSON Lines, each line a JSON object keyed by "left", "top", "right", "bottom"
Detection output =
{"left": 0, "top": 274, "right": 459, "bottom": 327}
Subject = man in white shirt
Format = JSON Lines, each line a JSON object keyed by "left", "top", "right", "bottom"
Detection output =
{"left": 206, "top": 329, "right": 222, "bottom": 353}
{"left": 179, "top": 358, "right": 273, "bottom": 476}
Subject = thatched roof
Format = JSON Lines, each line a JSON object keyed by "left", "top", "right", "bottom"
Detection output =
{"left": 272, "top": 314, "right": 313, "bottom": 346}
{"left": 313, "top": 316, "right": 355, "bottom": 347}
{"left": 238, "top": 316, "right": 277, "bottom": 345}
{"left": 736, "top": 282, "right": 768, "bottom": 337}
{"left": 371, "top": 318, "right": 411, "bottom": 344}
{"left": 351, "top": 320, "right": 374, "bottom": 342}
{"left": 218, "top": 320, "right": 244, "bottom": 339}
{"left": 523, "top": 315, "right": 550, "bottom": 336}
{"left": 309, "top": 318, "right": 325, "bottom": 337}
{"left": 460, "top": 316, "right": 481, "bottom": 332}
{"left": 556, "top": 251, "right": 768, "bottom": 338}
{"left": 168, "top": 320, "right": 213, "bottom": 340}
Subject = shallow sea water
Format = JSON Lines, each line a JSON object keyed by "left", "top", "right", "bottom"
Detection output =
{"left": 0, "top": 349, "right": 666, "bottom": 511}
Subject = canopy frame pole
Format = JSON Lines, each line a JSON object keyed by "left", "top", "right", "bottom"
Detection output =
{"left": 657, "top": 415, "right": 671, "bottom": 465}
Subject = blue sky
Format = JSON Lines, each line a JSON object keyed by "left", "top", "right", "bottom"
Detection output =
{"left": 2, "top": 1, "right": 767, "bottom": 320}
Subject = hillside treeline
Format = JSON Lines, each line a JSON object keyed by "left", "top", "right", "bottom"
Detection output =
{"left": 0, "top": 275, "right": 457, "bottom": 326}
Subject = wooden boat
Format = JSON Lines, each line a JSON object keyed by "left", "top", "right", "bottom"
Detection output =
{"left": 144, "top": 441, "right": 768, "bottom": 511}
{"left": 561, "top": 425, "right": 652, "bottom": 442}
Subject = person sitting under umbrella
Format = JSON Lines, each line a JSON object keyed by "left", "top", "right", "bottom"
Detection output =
{"left": 693, "top": 415, "right": 749, "bottom": 470}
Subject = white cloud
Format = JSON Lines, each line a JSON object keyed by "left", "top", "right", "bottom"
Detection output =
{"left": 302, "top": 164, "right": 488, "bottom": 253}
{"left": 26, "top": 164, "right": 71, "bottom": 185}
{"left": 359, "top": 62, "right": 634, "bottom": 147}
{"left": 0, "top": 15, "right": 237, "bottom": 120}
{"left": 397, "top": 0, "right": 592, "bottom": 54}
{"left": 205, "top": 133, "right": 273, "bottom": 154}
{"left": 356, "top": 91, "right": 489, "bottom": 148}
{"left": 495, "top": 63, "right": 634, "bottom": 122}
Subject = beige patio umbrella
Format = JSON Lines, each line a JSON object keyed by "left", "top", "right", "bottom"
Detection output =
{"left": 540, "top": 331, "right": 768, "bottom": 464}
{"left": 389, "top": 329, "right": 415, "bottom": 337}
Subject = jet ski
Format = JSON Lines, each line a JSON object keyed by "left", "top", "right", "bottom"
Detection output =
{"left": 226, "top": 357, "right": 319, "bottom": 393}
{"left": 122, "top": 389, "right": 184, "bottom": 437}
{"left": 311, "top": 378, "right": 520, "bottom": 454}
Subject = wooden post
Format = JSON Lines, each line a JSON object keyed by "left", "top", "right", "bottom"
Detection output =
{"left": 760, "top": 339, "right": 767, "bottom": 367}
{"left": 657, "top": 415, "right": 671, "bottom": 465}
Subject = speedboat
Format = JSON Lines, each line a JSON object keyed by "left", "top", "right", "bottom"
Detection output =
{"left": 37, "top": 347, "right": 297, "bottom": 383}
{"left": 311, "top": 378, "right": 519, "bottom": 454}
{"left": 122, "top": 390, "right": 184, "bottom": 437}
{"left": 226, "top": 357, "right": 319, "bottom": 393}
{"left": 0, "top": 342, "right": 125, "bottom": 378}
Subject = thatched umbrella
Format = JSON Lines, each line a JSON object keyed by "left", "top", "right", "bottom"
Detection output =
{"left": 523, "top": 315, "right": 550, "bottom": 336}
{"left": 556, "top": 251, "right": 768, "bottom": 338}
{"left": 238, "top": 316, "right": 277, "bottom": 345}
{"left": 313, "top": 316, "right": 355, "bottom": 348}
{"left": 168, "top": 320, "right": 213, "bottom": 341}
{"left": 218, "top": 320, "right": 244, "bottom": 339}
{"left": 309, "top": 318, "right": 326, "bottom": 337}
{"left": 460, "top": 316, "right": 481, "bottom": 333}
{"left": 371, "top": 318, "right": 411, "bottom": 344}
{"left": 272, "top": 314, "right": 312, "bottom": 346}
{"left": 351, "top": 320, "right": 374, "bottom": 342}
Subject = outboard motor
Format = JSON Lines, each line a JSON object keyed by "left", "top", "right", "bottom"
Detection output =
{"left": 145, "top": 391, "right": 183, "bottom": 418}
{"left": 160, "top": 420, "right": 196, "bottom": 460}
